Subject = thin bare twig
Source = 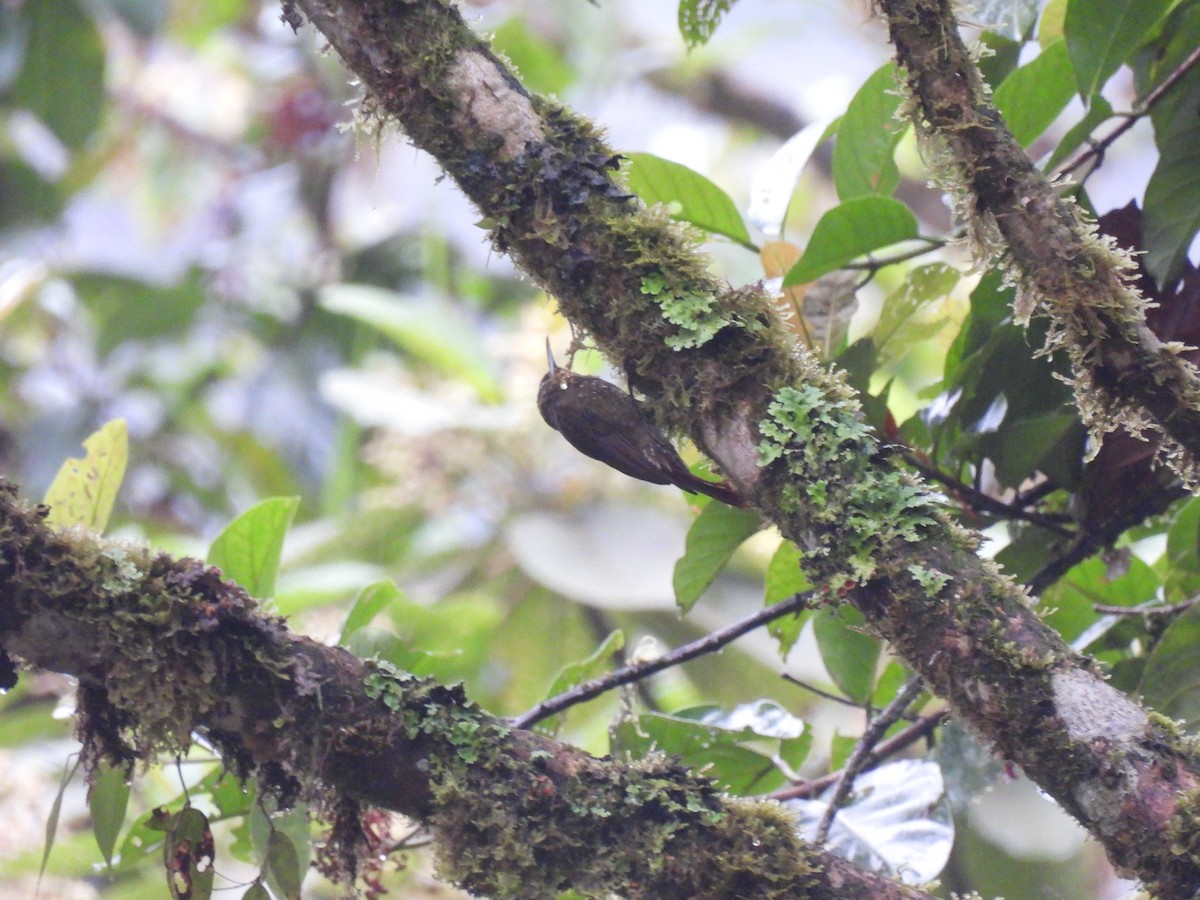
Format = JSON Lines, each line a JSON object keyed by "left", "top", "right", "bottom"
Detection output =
{"left": 1056, "top": 43, "right": 1200, "bottom": 181}
{"left": 906, "top": 455, "right": 1074, "bottom": 536}
{"left": 814, "top": 677, "right": 927, "bottom": 845}
{"left": 781, "top": 672, "right": 866, "bottom": 711}
{"left": 842, "top": 236, "right": 948, "bottom": 274}
{"left": 510, "top": 591, "right": 815, "bottom": 730}
{"left": 1094, "top": 593, "right": 1200, "bottom": 618}
{"left": 769, "top": 704, "right": 949, "bottom": 802}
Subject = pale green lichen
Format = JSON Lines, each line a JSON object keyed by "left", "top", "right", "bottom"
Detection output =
{"left": 757, "top": 383, "right": 940, "bottom": 581}
{"left": 907, "top": 563, "right": 951, "bottom": 596}
{"left": 639, "top": 273, "right": 729, "bottom": 350}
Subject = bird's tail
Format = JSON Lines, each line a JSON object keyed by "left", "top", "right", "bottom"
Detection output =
{"left": 675, "top": 472, "right": 749, "bottom": 508}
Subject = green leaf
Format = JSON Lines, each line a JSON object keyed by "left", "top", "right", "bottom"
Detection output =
{"left": 1141, "top": 2, "right": 1200, "bottom": 288}
{"left": 346, "top": 592, "right": 504, "bottom": 685}
{"left": 977, "top": 32, "right": 1023, "bottom": 89}
{"left": 812, "top": 606, "right": 880, "bottom": 703}
{"left": 673, "top": 503, "right": 761, "bottom": 612}
{"left": 102, "top": 0, "right": 168, "bottom": 37}
{"left": 10, "top": 0, "right": 104, "bottom": 149}
{"left": 76, "top": 272, "right": 207, "bottom": 357}
{"left": 874, "top": 263, "right": 960, "bottom": 362}
{"left": 1044, "top": 94, "right": 1113, "bottom": 171}
{"left": 90, "top": 763, "right": 131, "bottom": 870}
{"left": 1039, "top": 0, "right": 1068, "bottom": 45}
{"left": 265, "top": 830, "right": 303, "bottom": 900}
{"left": 614, "top": 701, "right": 809, "bottom": 794}
{"left": 319, "top": 284, "right": 502, "bottom": 401}
{"left": 43, "top": 419, "right": 128, "bottom": 532}
{"left": 249, "top": 802, "right": 309, "bottom": 900}
{"left": 764, "top": 541, "right": 811, "bottom": 656}
{"left": 207, "top": 496, "right": 300, "bottom": 599}
{"left": 491, "top": 18, "right": 574, "bottom": 96}
{"left": 163, "top": 807, "right": 214, "bottom": 900}
{"left": 538, "top": 629, "right": 625, "bottom": 734}
{"left": 833, "top": 63, "right": 906, "bottom": 200}
{"left": 40, "top": 756, "right": 81, "bottom": 887}
{"left": 987, "top": 411, "right": 1080, "bottom": 487}
{"left": 1140, "top": 605, "right": 1200, "bottom": 730}
{"left": 993, "top": 40, "right": 1076, "bottom": 148}
{"left": 1042, "top": 555, "right": 1159, "bottom": 644}
{"left": 1064, "top": 0, "right": 1172, "bottom": 98}
{"left": 784, "top": 198, "right": 919, "bottom": 285}
{"left": 339, "top": 581, "right": 403, "bottom": 645}
{"left": 1166, "top": 496, "right": 1200, "bottom": 600}
{"left": 678, "top": 0, "right": 740, "bottom": 48}
{"left": 0, "top": 159, "right": 64, "bottom": 228}
{"left": 965, "top": 0, "right": 1041, "bottom": 40}
{"left": 624, "top": 152, "right": 754, "bottom": 249}
{"left": 543, "top": 629, "right": 624, "bottom": 701}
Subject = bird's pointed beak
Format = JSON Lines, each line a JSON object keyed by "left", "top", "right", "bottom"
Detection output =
{"left": 545, "top": 338, "right": 558, "bottom": 375}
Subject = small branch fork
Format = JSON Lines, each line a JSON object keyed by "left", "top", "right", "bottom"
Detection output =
{"left": 771, "top": 704, "right": 950, "bottom": 803}
{"left": 812, "top": 677, "right": 929, "bottom": 845}
{"left": 1056, "top": 43, "right": 1200, "bottom": 182}
{"left": 510, "top": 590, "right": 815, "bottom": 730}
{"left": 905, "top": 454, "right": 1074, "bottom": 536}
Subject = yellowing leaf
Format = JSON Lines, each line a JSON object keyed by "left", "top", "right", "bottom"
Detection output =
{"left": 43, "top": 419, "right": 128, "bottom": 532}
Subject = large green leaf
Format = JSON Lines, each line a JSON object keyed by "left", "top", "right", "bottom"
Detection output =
{"left": 248, "top": 803, "right": 308, "bottom": 900}
{"left": 812, "top": 606, "right": 880, "bottom": 703}
{"left": 1165, "top": 496, "right": 1200, "bottom": 601}
{"left": 673, "top": 502, "right": 761, "bottom": 612}
{"left": 207, "top": 496, "right": 300, "bottom": 599}
{"left": 339, "top": 581, "right": 403, "bottom": 645}
{"left": 1141, "top": 2, "right": 1200, "bottom": 288}
{"left": 833, "top": 63, "right": 906, "bottom": 200}
{"left": 537, "top": 629, "right": 625, "bottom": 734}
{"left": 9, "top": 0, "right": 104, "bottom": 149}
{"left": 1041, "top": 555, "right": 1159, "bottom": 644}
{"left": 162, "top": 807, "right": 215, "bottom": 900}
{"left": 613, "top": 700, "right": 809, "bottom": 794}
{"left": 624, "top": 152, "right": 754, "bottom": 249}
{"left": 1140, "top": 605, "right": 1200, "bottom": 730}
{"left": 993, "top": 40, "right": 1076, "bottom": 148}
{"left": 90, "top": 763, "right": 131, "bottom": 870}
{"left": 43, "top": 419, "right": 128, "bottom": 532}
{"left": 764, "top": 541, "right": 811, "bottom": 656}
{"left": 319, "top": 284, "right": 502, "bottom": 401}
{"left": 1064, "top": 0, "right": 1172, "bottom": 98}
{"left": 784, "top": 198, "right": 919, "bottom": 285}
{"left": 873, "top": 263, "right": 960, "bottom": 363}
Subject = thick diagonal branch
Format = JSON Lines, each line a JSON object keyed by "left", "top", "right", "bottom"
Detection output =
{"left": 281, "top": 1, "right": 1200, "bottom": 892}
{"left": 0, "top": 482, "right": 926, "bottom": 899}
{"left": 881, "top": 0, "right": 1200, "bottom": 477}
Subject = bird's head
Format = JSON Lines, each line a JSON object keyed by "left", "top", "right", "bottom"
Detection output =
{"left": 537, "top": 339, "right": 573, "bottom": 425}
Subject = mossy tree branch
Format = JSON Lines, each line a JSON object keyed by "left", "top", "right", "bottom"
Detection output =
{"left": 0, "top": 481, "right": 928, "bottom": 899}
{"left": 880, "top": 0, "right": 1200, "bottom": 479}
{"left": 281, "top": 0, "right": 1200, "bottom": 891}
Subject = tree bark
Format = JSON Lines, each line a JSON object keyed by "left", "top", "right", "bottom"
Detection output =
{"left": 277, "top": 0, "right": 1200, "bottom": 893}
{"left": 0, "top": 481, "right": 928, "bottom": 898}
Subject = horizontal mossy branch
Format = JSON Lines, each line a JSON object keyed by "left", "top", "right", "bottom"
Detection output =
{"left": 283, "top": 0, "right": 1200, "bottom": 890}
{"left": 0, "top": 481, "right": 928, "bottom": 899}
{"left": 879, "top": 0, "right": 1200, "bottom": 480}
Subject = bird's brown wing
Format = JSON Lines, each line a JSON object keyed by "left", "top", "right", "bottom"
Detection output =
{"left": 561, "top": 402, "right": 680, "bottom": 485}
